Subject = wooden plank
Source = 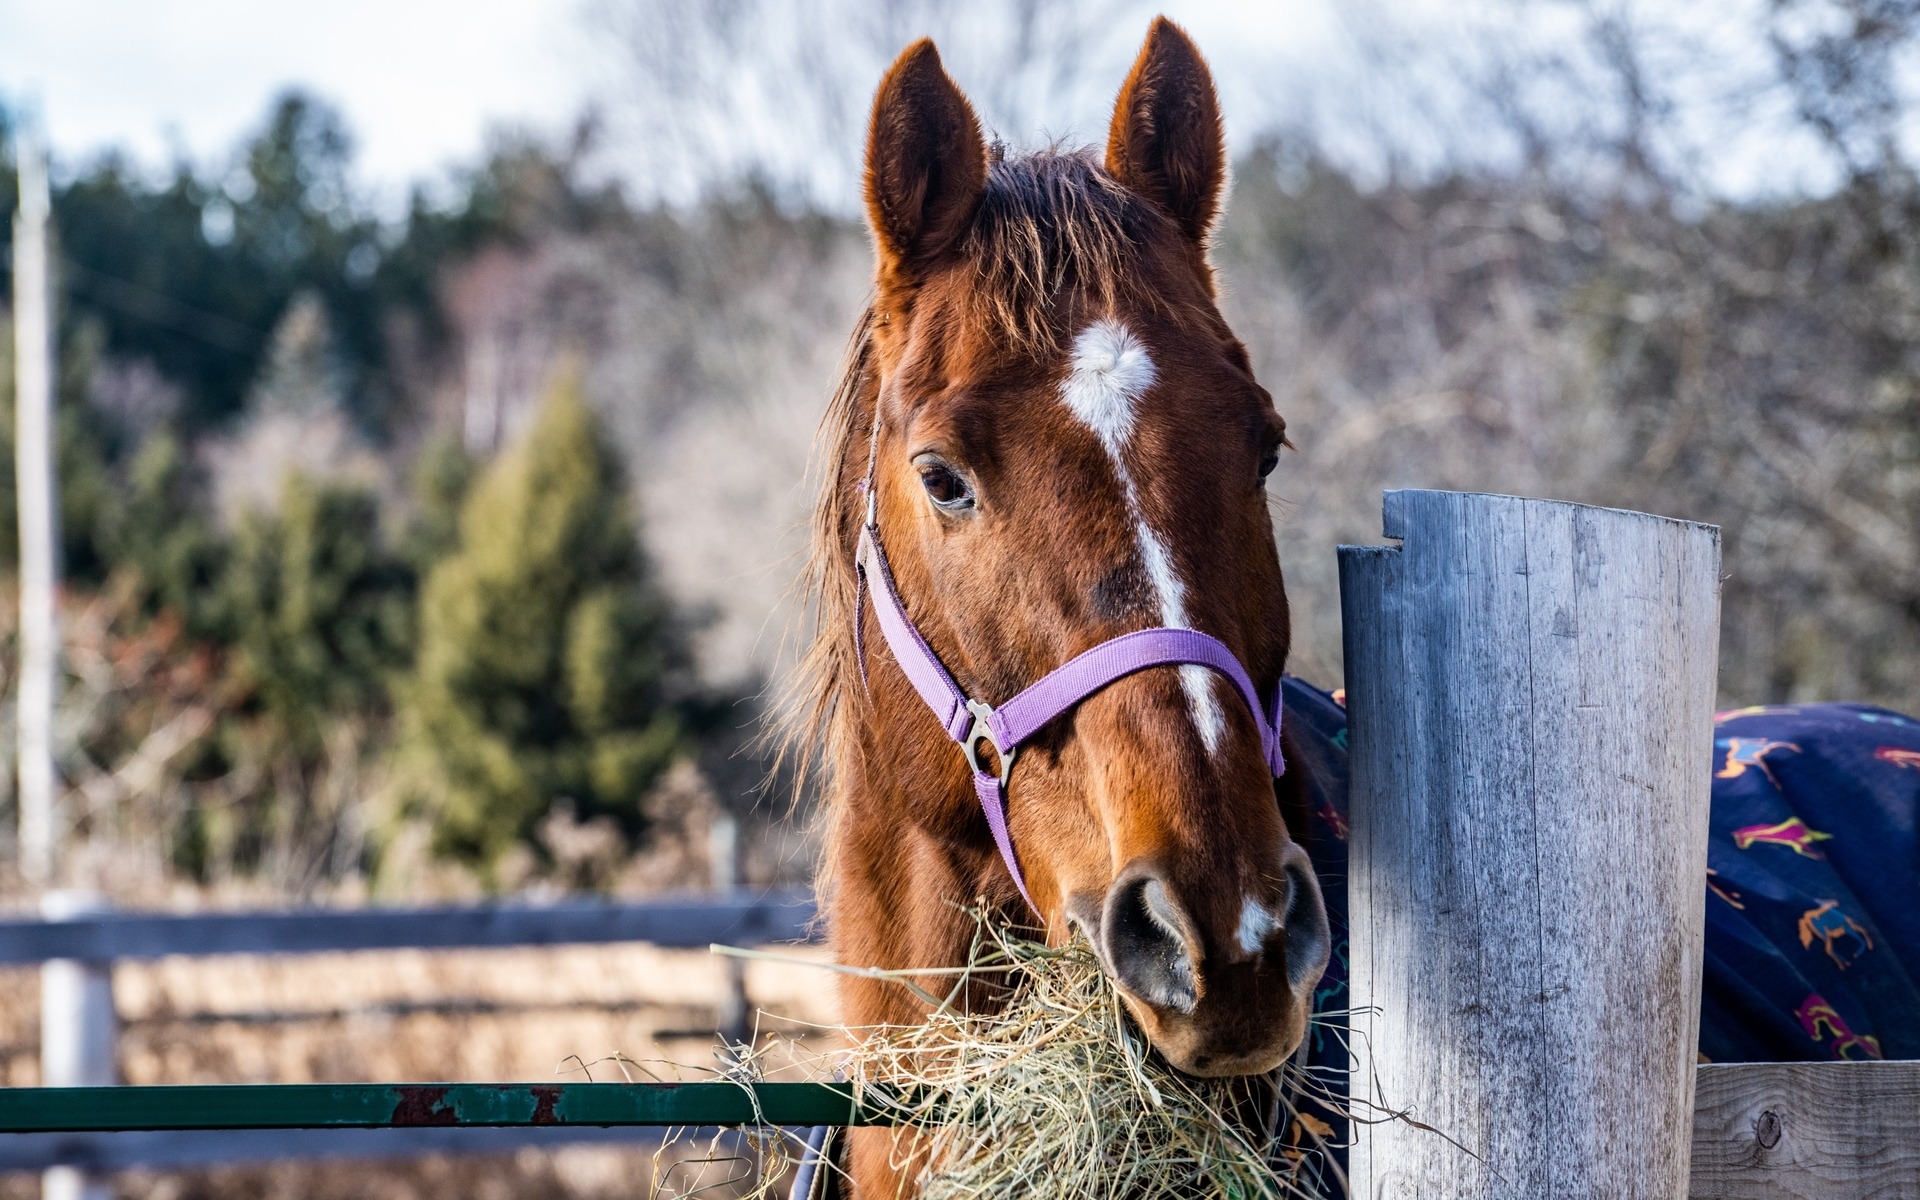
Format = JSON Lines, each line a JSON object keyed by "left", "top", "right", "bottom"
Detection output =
{"left": 1340, "top": 490, "right": 1722, "bottom": 1200}
{"left": 0, "top": 1083, "right": 877, "bottom": 1132}
{"left": 0, "top": 893, "right": 817, "bottom": 964}
{"left": 1690, "top": 1061, "right": 1920, "bottom": 1199}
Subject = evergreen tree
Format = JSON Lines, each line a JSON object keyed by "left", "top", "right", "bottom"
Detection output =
{"left": 246, "top": 291, "right": 345, "bottom": 419}
{"left": 400, "top": 436, "right": 476, "bottom": 570}
{"left": 107, "top": 431, "right": 227, "bottom": 636}
{"left": 401, "top": 373, "right": 689, "bottom": 868}
{"left": 176, "top": 473, "right": 416, "bottom": 881}
{"left": 222, "top": 474, "right": 415, "bottom": 750}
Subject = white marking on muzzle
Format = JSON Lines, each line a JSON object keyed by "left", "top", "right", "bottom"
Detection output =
{"left": 1235, "top": 896, "right": 1279, "bottom": 956}
{"left": 1060, "top": 319, "right": 1225, "bottom": 754}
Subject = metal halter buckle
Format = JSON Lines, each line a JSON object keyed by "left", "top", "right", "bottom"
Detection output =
{"left": 962, "top": 699, "right": 1017, "bottom": 785}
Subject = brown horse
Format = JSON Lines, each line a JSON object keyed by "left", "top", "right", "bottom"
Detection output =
{"left": 791, "top": 17, "right": 1330, "bottom": 1196}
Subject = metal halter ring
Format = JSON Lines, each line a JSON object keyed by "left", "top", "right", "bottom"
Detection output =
{"left": 963, "top": 699, "right": 1017, "bottom": 784}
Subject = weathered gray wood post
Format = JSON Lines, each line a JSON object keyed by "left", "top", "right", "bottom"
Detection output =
{"left": 40, "top": 891, "right": 117, "bottom": 1200}
{"left": 709, "top": 811, "right": 749, "bottom": 1042}
{"left": 1340, "top": 490, "right": 1720, "bottom": 1199}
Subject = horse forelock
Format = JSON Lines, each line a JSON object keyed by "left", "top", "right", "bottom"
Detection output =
{"left": 962, "top": 147, "right": 1173, "bottom": 350}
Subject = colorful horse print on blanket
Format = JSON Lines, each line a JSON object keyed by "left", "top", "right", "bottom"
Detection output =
{"left": 1285, "top": 684, "right": 1920, "bottom": 1075}
{"left": 1276, "top": 685, "right": 1920, "bottom": 1195}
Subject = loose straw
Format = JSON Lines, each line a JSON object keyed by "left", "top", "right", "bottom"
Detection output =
{"left": 664, "top": 915, "right": 1350, "bottom": 1199}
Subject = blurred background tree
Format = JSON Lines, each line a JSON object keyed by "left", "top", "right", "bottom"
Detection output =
{"left": 215, "top": 477, "right": 412, "bottom": 842}
{"left": 400, "top": 372, "right": 692, "bottom": 873}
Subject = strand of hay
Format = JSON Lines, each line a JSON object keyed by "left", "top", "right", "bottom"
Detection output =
{"left": 663, "top": 916, "right": 1347, "bottom": 1199}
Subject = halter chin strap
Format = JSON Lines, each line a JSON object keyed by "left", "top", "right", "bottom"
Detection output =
{"left": 853, "top": 512, "right": 1285, "bottom": 917}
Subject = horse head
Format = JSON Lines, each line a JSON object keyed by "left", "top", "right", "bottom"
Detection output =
{"left": 813, "top": 17, "right": 1329, "bottom": 1081}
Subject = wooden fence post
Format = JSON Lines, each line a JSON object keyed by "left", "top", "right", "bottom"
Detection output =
{"left": 709, "top": 811, "right": 749, "bottom": 1042}
{"left": 41, "top": 891, "right": 117, "bottom": 1200}
{"left": 1339, "top": 490, "right": 1721, "bottom": 1199}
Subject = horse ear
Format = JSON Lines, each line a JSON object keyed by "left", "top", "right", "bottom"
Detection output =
{"left": 864, "top": 40, "right": 988, "bottom": 280}
{"left": 1105, "top": 17, "right": 1225, "bottom": 243}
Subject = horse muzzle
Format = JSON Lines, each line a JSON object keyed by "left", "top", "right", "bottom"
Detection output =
{"left": 1070, "top": 844, "right": 1331, "bottom": 1077}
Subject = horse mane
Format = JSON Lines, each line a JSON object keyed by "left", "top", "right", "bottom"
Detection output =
{"left": 961, "top": 144, "right": 1165, "bottom": 349}
{"left": 778, "top": 148, "right": 1172, "bottom": 874}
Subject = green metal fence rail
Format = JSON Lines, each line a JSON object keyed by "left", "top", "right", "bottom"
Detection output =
{"left": 0, "top": 1083, "right": 885, "bottom": 1133}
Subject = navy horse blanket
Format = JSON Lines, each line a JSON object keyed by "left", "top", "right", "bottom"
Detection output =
{"left": 1283, "top": 679, "right": 1920, "bottom": 1178}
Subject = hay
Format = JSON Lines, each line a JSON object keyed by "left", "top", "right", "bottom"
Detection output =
{"left": 836, "top": 921, "right": 1339, "bottom": 1199}
{"left": 676, "top": 916, "right": 1346, "bottom": 1200}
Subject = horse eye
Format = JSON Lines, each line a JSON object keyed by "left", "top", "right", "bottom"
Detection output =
{"left": 918, "top": 461, "right": 974, "bottom": 510}
{"left": 1257, "top": 446, "right": 1281, "bottom": 483}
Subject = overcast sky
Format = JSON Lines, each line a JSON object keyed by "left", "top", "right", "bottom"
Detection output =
{"left": 0, "top": 0, "right": 1847, "bottom": 207}
{"left": 0, "top": 2, "right": 1360, "bottom": 197}
{"left": 0, "top": 0, "right": 592, "bottom": 193}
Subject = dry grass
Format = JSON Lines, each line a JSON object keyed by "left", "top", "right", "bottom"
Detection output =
{"left": 654, "top": 921, "right": 1345, "bottom": 1200}
{"left": 1, "top": 943, "right": 837, "bottom": 1088}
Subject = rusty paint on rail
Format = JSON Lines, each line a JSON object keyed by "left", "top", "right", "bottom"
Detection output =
{"left": 389, "top": 1086, "right": 459, "bottom": 1127}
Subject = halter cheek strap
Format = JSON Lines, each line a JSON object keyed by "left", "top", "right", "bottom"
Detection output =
{"left": 852, "top": 512, "right": 1285, "bottom": 917}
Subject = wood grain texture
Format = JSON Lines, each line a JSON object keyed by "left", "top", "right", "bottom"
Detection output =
{"left": 1691, "top": 1061, "right": 1920, "bottom": 1199}
{"left": 1340, "top": 490, "right": 1722, "bottom": 1200}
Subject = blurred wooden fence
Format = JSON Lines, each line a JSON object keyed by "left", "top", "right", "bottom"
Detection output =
{"left": 0, "top": 892, "right": 816, "bottom": 964}
{"left": 2, "top": 891, "right": 816, "bottom": 1176}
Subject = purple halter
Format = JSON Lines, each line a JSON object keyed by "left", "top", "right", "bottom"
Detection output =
{"left": 853, "top": 485, "right": 1286, "bottom": 916}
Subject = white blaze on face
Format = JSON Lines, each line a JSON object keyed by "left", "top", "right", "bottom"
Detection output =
{"left": 1060, "top": 318, "right": 1226, "bottom": 754}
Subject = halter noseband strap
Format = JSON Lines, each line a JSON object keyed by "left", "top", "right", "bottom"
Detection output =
{"left": 852, "top": 506, "right": 1286, "bottom": 917}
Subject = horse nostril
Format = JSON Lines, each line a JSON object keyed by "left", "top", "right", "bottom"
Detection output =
{"left": 1279, "top": 854, "right": 1331, "bottom": 993}
{"left": 1102, "top": 870, "right": 1200, "bottom": 1014}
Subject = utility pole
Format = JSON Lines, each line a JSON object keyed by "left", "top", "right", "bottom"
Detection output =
{"left": 14, "top": 121, "right": 60, "bottom": 889}
{"left": 15, "top": 124, "right": 108, "bottom": 1200}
